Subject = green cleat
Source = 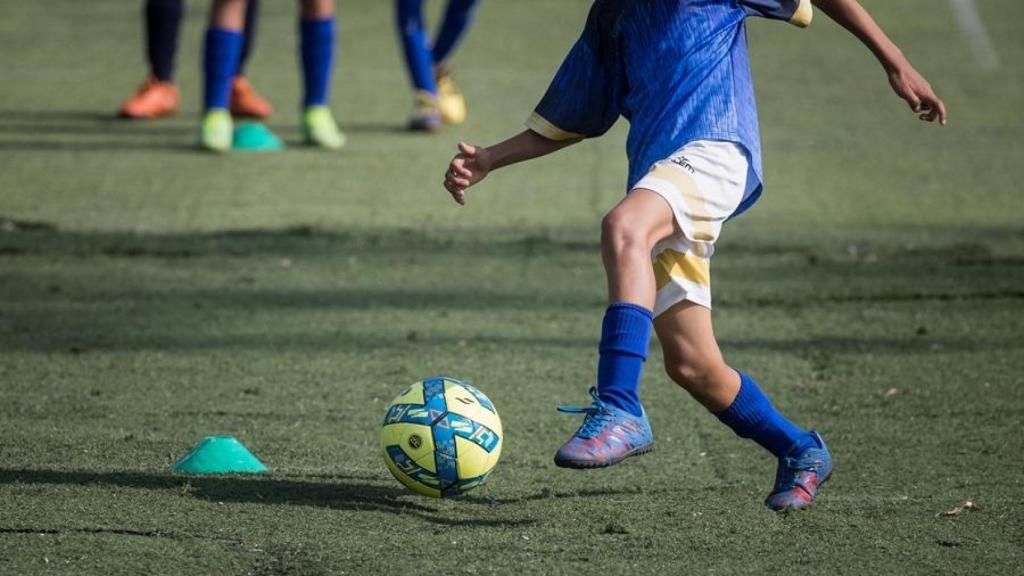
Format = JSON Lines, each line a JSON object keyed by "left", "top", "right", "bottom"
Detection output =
{"left": 200, "top": 109, "right": 233, "bottom": 153}
{"left": 303, "top": 105, "right": 346, "bottom": 150}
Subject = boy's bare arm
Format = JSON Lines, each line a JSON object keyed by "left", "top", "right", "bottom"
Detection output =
{"left": 812, "top": 0, "right": 947, "bottom": 125}
{"left": 444, "top": 130, "right": 580, "bottom": 205}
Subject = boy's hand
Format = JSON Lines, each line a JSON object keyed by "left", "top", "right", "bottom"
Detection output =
{"left": 887, "top": 62, "right": 947, "bottom": 125}
{"left": 812, "top": 0, "right": 947, "bottom": 126}
{"left": 445, "top": 142, "right": 492, "bottom": 205}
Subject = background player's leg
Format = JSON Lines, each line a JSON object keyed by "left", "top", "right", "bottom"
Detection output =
{"left": 396, "top": 0, "right": 437, "bottom": 95}
{"left": 230, "top": 0, "right": 274, "bottom": 118}
{"left": 430, "top": 0, "right": 479, "bottom": 126}
{"left": 300, "top": 0, "right": 344, "bottom": 149}
{"left": 395, "top": 0, "right": 442, "bottom": 131}
{"left": 119, "top": 0, "right": 183, "bottom": 118}
{"left": 299, "top": 0, "right": 335, "bottom": 108}
{"left": 146, "top": 0, "right": 184, "bottom": 82}
{"left": 200, "top": 0, "right": 246, "bottom": 151}
{"left": 238, "top": 0, "right": 260, "bottom": 75}
{"left": 431, "top": 0, "right": 479, "bottom": 65}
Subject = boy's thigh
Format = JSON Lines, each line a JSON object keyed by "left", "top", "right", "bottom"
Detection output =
{"left": 632, "top": 140, "right": 751, "bottom": 316}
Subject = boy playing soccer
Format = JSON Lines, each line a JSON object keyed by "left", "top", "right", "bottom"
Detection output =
{"left": 444, "top": 0, "right": 945, "bottom": 511}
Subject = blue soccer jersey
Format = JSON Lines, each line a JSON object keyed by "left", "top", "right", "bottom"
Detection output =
{"left": 526, "top": 0, "right": 812, "bottom": 216}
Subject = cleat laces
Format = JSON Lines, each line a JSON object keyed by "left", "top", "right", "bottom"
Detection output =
{"left": 556, "top": 387, "right": 612, "bottom": 439}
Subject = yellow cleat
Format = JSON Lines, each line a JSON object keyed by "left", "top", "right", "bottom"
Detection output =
{"left": 408, "top": 90, "right": 443, "bottom": 133}
{"left": 435, "top": 64, "right": 467, "bottom": 126}
{"left": 303, "top": 105, "right": 346, "bottom": 150}
{"left": 200, "top": 109, "right": 233, "bottom": 153}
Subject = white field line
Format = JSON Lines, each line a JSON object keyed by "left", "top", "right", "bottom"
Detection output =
{"left": 948, "top": 0, "right": 1000, "bottom": 70}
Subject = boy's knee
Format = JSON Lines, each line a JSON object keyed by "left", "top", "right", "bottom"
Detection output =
{"left": 602, "top": 209, "right": 646, "bottom": 256}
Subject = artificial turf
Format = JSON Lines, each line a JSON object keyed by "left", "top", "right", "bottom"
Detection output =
{"left": 1, "top": 0, "right": 1022, "bottom": 574}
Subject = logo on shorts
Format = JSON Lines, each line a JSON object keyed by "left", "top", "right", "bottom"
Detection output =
{"left": 670, "top": 155, "right": 695, "bottom": 174}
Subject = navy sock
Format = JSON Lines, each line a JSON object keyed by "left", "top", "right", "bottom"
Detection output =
{"left": 432, "top": 0, "right": 479, "bottom": 64}
{"left": 596, "top": 302, "right": 653, "bottom": 417}
{"left": 395, "top": 0, "right": 437, "bottom": 94}
{"left": 300, "top": 17, "right": 335, "bottom": 107}
{"left": 203, "top": 27, "right": 243, "bottom": 110}
{"left": 145, "top": 0, "right": 183, "bottom": 82}
{"left": 238, "top": 0, "right": 260, "bottom": 75}
{"left": 715, "top": 371, "right": 814, "bottom": 458}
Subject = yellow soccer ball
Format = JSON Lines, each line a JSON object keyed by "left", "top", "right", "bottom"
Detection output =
{"left": 380, "top": 377, "right": 502, "bottom": 498}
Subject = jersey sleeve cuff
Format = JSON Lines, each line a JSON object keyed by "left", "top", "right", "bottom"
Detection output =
{"left": 525, "top": 112, "right": 584, "bottom": 141}
{"left": 788, "top": 0, "right": 813, "bottom": 28}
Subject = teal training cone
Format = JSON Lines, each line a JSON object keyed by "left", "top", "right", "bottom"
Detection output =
{"left": 232, "top": 123, "right": 284, "bottom": 152}
{"left": 172, "top": 436, "right": 268, "bottom": 474}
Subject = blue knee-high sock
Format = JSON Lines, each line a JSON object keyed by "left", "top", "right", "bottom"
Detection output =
{"left": 432, "top": 0, "right": 479, "bottom": 64}
{"left": 145, "top": 0, "right": 184, "bottom": 82}
{"left": 597, "top": 302, "right": 653, "bottom": 417}
{"left": 203, "top": 27, "right": 243, "bottom": 110}
{"left": 395, "top": 0, "right": 437, "bottom": 94}
{"left": 715, "top": 371, "right": 815, "bottom": 457}
{"left": 238, "top": 0, "right": 260, "bottom": 74}
{"left": 300, "top": 17, "right": 335, "bottom": 107}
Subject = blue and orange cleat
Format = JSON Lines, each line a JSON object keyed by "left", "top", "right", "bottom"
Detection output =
{"left": 765, "top": 430, "right": 833, "bottom": 511}
{"left": 554, "top": 387, "right": 654, "bottom": 469}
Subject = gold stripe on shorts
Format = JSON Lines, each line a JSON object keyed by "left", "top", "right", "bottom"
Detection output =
{"left": 654, "top": 249, "right": 710, "bottom": 290}
{"left": 643, "top": 163, "right": 715, "bottom": 243}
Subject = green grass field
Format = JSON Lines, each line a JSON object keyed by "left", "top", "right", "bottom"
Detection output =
{"left": 1, "top": 0, "right": 1022, "bottom": 574}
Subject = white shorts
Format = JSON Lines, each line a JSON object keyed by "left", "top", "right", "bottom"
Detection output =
{"left": 632, "top": 140, "right": 756, "bottom": 316}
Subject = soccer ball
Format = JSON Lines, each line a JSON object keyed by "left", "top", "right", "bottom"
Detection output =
{"left": 380, "top": 377, "right": 502, "bottom": 498}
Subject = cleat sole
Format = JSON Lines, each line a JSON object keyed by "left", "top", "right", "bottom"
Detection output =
{"left": 554, "top": 444, "right": 654, "bottom": 469}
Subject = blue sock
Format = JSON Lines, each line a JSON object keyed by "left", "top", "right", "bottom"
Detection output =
{"left": 396, "top": 0, "right": 437, "bottom": 94}
{"left": 596, "top": 302, "right": 653, "bottom": 418}
{"left": 715, "top": 371, "right": 814, "bottom": 457}
{"left": 300, "top": 17, "right": 335, "bottom": 107}
{"left": 431, "top": 0, "right": 479, "bottom": 64}
{"left": 203, "top": 27, "right": 243, "bottom": 110}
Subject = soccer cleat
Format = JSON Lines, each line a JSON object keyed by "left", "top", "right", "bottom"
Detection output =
{"left": 200, "top": 109, "right": 233, "bottom": 153}
{"left": 118, "top": 76, "right": 179, "bottom": 119}
{"left": 229, "top": 76, "right": 274, "bottom": 119}
{"left": 554, "top": 387, "right": 654, "bottom": 469}
{"left": 435, "top": 63, "right": 467, "bottom": 125}
{"left": 408, "top": 90, "right": 443, "bottom": 133}
{"left": 302, "top": 105, "right": 346, "bottom": 150}
{"left": 764, "top": 430, "right": 833, "bottom": 511}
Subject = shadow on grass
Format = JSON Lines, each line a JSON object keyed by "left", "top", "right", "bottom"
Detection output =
{"left": 1, "top": 221, "right": 1022, "bottom": 354}
{"left": 0, "top": 108, "right": 203, "bottom": 153}
{"left": 0, "top": 140, "right": 200, "bottom": 153}
{"left": 0, "top": 109, "right": 134, "bottom": 123}
{"left": 459, "top": 487, "right": 644, "bottom": 505}
{"left": 0, "top": 468, "right": 535, "bottom": 528}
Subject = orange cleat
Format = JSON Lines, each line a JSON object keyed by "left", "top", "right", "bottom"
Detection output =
{"left": 229, "top": 76, "right": 273, "bottom": 119}
{"left": 118, "top": 76, "right": 180, "bottom": 119}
